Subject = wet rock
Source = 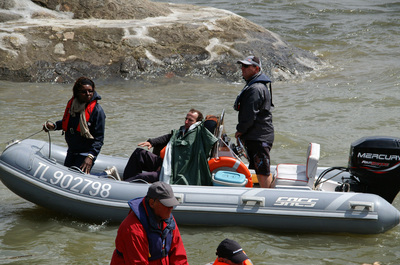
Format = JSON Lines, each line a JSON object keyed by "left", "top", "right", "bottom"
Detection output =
{"left": 0, "top": 12, "right": 22, "bottom": 22}
{"left": 0, "top": 0, "right": 324, "bottom": 83}
{"left": 0, "top": 0, "right": 16, "bottom": 10}
{"left": 32, "top": 0, "right": 171, "bottom": 19}
{"left": 0, "top": 0, "right": 20, "bottom": 22}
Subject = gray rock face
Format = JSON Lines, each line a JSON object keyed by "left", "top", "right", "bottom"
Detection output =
{"left": 0, "top": 0, "right": 324, "bottom": 83}
{"left": 31, "top": 0, "right": 171, "bottom": 19}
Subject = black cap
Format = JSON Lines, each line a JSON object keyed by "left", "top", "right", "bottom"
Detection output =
{"left": 146, "top": 181, "right": 179, "bottom": 207}
{"left": 237, "top": 55, "right": 261, "bottom": 68}
{"left": 216, "top": 238, "right": 249, "bottom": 263}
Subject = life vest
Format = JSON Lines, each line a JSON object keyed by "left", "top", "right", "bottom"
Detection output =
{"left": 212, "top": 257, "right": 254, "bottom": 265}
{"left": 61, "top": 97, "right": 97, "bottom": 132}
{"left": 128, "top": 198, "right": 175, "bottom": 261}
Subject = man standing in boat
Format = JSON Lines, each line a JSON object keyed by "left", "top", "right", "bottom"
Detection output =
{"left": 110, "top": 181, "right": 188, "bottom": 265}
{"left": 234, "top": 56, "right": 274, "bottom": 188}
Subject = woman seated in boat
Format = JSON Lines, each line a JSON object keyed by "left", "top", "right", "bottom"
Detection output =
{"left": 43, "top": 77, "right": 106, "bottom": 174}
{"left": 123, "top": 109, "right": 218, "bottom": 185}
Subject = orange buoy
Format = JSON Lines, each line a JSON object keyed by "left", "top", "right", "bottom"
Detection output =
{"left": 208, "top": 156, "right": 253, "bottom": 187}
{"left": 160, "top": 146, "right": 166, "bottom": 159}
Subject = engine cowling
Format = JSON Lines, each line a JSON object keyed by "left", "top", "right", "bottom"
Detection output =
{"left": 348, "top": 136, "right": 400, "bottom": 203}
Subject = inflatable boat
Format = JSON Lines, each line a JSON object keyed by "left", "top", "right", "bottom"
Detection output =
{"left": 1, "top": 136, "right": 400, "bottom": 234}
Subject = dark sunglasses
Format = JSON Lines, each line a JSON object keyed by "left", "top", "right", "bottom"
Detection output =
{"left": 79, "top": 90, "right": 94, "bottom": 94}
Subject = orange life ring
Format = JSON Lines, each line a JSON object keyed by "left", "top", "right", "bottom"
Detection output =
{"left": 208, "top": 157, "right": 253, "bottom": 188}
{"left": 160, "top": 146, "right": 166, "bottom": 159}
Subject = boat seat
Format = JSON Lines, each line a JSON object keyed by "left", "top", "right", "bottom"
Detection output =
{"left": 273, "top": 143, "right": 320, "bottom": 189}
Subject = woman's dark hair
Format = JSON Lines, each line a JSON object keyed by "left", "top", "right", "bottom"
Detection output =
{"left": 72, "top": 76, "right": 95, "bottom": 97}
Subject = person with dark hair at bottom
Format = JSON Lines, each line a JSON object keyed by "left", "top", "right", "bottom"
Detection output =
{"left": 234, "top": 55, "right": 274, "bottom": 188}
{"left": 43, "top": 76, "right": 106, "bottom": 174}
{"left": 110, "top": 181, "right": 188, "bottom": 265}
{"left": 123, "top": 109, "right": 217, "bottom": 186}
{"left": 206, "top": 238, "right": 253, "bottom": 265}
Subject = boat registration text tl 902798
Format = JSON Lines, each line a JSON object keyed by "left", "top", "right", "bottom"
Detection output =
{"left": 33, "top": 162, "right": 112, "bottom": 198}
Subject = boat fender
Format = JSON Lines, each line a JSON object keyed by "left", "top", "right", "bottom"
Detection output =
{"left": 208, "top": 156, "right": 253, "bottom": 187}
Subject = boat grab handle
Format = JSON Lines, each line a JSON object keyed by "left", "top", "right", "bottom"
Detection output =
{"left": 174, "top": 193, "right": 184, "bottom": 204}
{"left": 241, "top": 196, "right": 265, "bottom": 207}
{"left": 68, "top": 166, "right": 85, "bottom": 174}
{"left": 349, "top": 201, "right": 374, "bottom": 211}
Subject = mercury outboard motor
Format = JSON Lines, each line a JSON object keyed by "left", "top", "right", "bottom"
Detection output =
{"left": 347, "top": 136, "right": 400, "bottom": 203}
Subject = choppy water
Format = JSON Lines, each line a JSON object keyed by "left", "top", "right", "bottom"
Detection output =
{"left": 1, "top": 0, "right": 400, "bottom": 264}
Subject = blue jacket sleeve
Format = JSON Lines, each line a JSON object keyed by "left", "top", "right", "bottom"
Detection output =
{"left": 89, "top": 104, "right": 106, "bottom": 157}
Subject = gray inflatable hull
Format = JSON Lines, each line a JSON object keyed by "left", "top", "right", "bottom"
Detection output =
{"left": 1, "top": 139, "right": 399, "bottom": 234}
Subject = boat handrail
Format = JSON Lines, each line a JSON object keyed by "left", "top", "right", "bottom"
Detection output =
{"left": 349, "top": 201, "right": 374, "bottom": 211}
{"left": 241, "top": 196, "right": 265, "bottom": 207}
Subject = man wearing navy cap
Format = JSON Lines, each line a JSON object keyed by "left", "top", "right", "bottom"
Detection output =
{"left": 111, "top": 182, "right": 188, "bottom": 264}
{"left": 208, "top": 238, "right": 253, "bottom": 265}
{"left": 234, "top": 55, "right": 274, "bottom": 188}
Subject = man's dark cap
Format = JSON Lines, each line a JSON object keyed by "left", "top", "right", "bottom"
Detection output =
{"left": 146, "top": 181, "right": 179, "bottom": 207}
{"left": 216, "top": 238, "right": 248, "bottom": 263}
{"left": 237, "top": 55, "right": 261, "bottom": 68}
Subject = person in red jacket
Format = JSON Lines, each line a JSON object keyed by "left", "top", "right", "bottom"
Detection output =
{"left": 208, "top": 238, "right": 253, "bottom": 265}
{"left": 110, "top": 182, "right": 188, "bottom": 265}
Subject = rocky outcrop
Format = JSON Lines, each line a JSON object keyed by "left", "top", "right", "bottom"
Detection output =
{"left": 0, "top": 0, "right": 324, "bottom": 83}
{"left": 31, "top": 0, "right": 171, "bottom": 19}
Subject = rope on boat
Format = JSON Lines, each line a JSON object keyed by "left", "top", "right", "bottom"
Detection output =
{"left": 236, "top": 137, "right": 249, "bottom": 161}
{"left": 47, "top": 130, "right": 52, "bottom": 159}
{"left": 68, "top": 166, "right": 85, "bottom": 174}
{"left": 43, "top": 120, "right": 56, "bottom": 159}
{"left": 22, "top": 129, "right": 44, "bottom": 140}
{"left": 314, "top": 166, "right": 349, "bottom": 189}
{"left": 4, "top": 121, "right": 55, "bottom": 159}
{"left": 4, "top": 129, "right": 42, "bottom": 147}
{"left": 3, "top": 129, "right": 42, "bottom": 153}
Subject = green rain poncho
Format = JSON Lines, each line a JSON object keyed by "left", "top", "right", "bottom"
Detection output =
{"left": 160, "top": 121, "right": 218, "bottom": 186}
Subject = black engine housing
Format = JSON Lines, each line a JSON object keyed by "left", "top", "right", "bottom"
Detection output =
{"left": 348, "top": 136, "right": 400, "bottom": 203}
